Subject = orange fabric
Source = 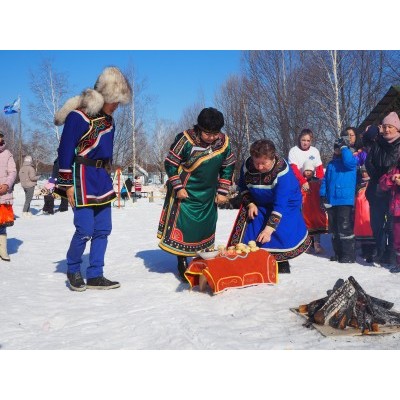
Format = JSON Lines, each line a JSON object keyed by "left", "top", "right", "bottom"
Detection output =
{"left": 301, "top": 180, "right": 328, "bottom": 233}
{"left": 185, "top": 249, "right": 278, "bottom": 294}
{"left": 0, "top": 204, "right": 14, "bottom": 228}
{"left": 354, "top": 187, "right": 373, "bottom": 238}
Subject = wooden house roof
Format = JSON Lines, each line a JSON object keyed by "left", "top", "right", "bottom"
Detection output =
{"left": 358, "top": 85, "right": 400, "bottom": 132}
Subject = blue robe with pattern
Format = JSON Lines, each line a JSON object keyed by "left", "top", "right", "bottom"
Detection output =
{"left": 228, "top": 155, "right": 310, "bottom": 261}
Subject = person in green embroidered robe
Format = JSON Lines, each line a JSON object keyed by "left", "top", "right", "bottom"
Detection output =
{"left": 157, "top": 108, "right": 236, "bottom": 281}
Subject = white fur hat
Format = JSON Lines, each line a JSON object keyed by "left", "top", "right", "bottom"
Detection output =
{"left": 24, "top": 155, "right": 32, "bottom": 163}
{"left": 54, "top": 66, "right": 132, "bottom": 126}
{"left": 302, "top": 160, "right": 315, "bottom": 172}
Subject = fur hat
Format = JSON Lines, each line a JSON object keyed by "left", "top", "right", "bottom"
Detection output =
{"left": 196, "top": 107, "right": 224, "bottom": 133}
{"left": 54, "top": 66, "right": 132, "bottom": 126}
{"left": 24, "top": 155, "right": 32, "bottom": 163}
{"left": 302, "top": 160, "right": 315, "bottom": 172}
{"left": 382, "top": 112, "right": 400, "bottom": 131}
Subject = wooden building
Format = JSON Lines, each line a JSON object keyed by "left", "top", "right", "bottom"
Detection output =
{"left": 358, "top": 85, "right": 400, "bottom": 132}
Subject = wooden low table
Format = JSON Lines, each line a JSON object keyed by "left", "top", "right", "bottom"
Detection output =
{"left": 185, "top": 249, "right": 278, "bottom": 294}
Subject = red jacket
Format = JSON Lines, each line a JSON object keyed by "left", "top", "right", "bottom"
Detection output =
{"left": 354, "top": 184, "right": 373, "bottom": 238}
{"left": 301, "top": 178, "right": 328, "bottom": 233}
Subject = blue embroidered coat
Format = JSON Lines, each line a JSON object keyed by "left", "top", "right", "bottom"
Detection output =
{"left": 228, "top": 155, "right": 310, "bottom": 261}
{"left": 56, "top": 110, "right": 116, "bottom": 207}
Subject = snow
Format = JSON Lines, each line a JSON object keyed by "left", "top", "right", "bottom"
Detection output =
{"left": 1, "top": 183, "right": 398, "bottom": 398}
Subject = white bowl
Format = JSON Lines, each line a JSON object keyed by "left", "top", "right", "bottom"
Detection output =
{"left": 196, "top": 250, "right": 220, "bottom": 260}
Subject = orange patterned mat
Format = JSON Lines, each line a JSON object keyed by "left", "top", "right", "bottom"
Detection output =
{"left": 185, "top": 249, "right": 278, "bottom": 294}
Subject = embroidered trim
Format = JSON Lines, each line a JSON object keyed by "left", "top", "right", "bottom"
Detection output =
{"left": 270, "top": 234, "right": 312, "bottom": 261}
{"left": 267, "top": 212, "right": 281, "bottom": 230}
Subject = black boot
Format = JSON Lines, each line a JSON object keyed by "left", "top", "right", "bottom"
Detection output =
{"left": 330, "top": 236, "right": 341, "bottom": 262}
{"left": 177, "top": 256, "right": 188, "bottom": 282}
{"left": 278, "top": 260, "right": 291, "bottom": 273}
{"left": 338, "top": 238, "right": 355, "bottom": 263}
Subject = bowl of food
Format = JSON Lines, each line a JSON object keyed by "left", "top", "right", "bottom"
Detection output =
{"left": 196, "top": 249, "right": 220, "bottom": 260}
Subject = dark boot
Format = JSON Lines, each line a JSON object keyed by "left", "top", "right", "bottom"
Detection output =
{"left": 330, "top": 236, "right": 341, "bottom": 262}
{"left": 177, "top": 256, "right": 188, "bottom": 282}
{"left": 338, "top": 238, "right": 356, "bottom": 263}
{"left": 278, "top": 260, "right": 291, "bottom": 273}
{"left": 362, "top": 243, "right": 375, "bottom": 263}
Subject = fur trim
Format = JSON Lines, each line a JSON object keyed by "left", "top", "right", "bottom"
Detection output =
{"left": 54, "top": 67, "right": 131, "bottom": 126}
{"left": 94, "top": 66, "right": 132, "bottom": 104}
{"left": 80, "top": 89, "right": 104, "bottom": 116}
{"left": 54, "top": 90, "right": 104, "bottom": 126}
{"left": 54, "top": 96, "right": 82, "bottom": 126}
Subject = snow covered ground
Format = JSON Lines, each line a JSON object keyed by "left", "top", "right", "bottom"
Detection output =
{"left": 1, "top": 183, "right": 398, "bottom": 397}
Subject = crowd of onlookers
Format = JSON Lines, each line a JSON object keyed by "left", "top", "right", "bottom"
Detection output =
{"left": 287, "top": 111, "right": 400, "bottom": 273}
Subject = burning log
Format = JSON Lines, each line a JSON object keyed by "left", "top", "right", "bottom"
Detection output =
{"left": 298, "top": 276, "right": 400, "bottom": 334}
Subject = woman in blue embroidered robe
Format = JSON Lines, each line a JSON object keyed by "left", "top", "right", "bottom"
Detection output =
{"left": 228, "top": 139, "right": 310, "bottom": 273}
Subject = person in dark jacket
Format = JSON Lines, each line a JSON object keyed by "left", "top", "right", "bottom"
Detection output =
{"left": 363, "top": 112, "right": 400, "bottom": 267}
{"left": 320, "top": 137, "right": 358, "bottom": 263}
{"left": 52, "top": 156, "right": 69, "bottom": 212}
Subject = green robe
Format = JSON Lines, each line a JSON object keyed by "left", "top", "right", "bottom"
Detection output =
{"left": 157, "top": 129, "right": 235, "bottom": 256}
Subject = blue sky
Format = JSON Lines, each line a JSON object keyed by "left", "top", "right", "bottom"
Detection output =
{"left": 1, "top": 50, "right": 242, "bottom": 130}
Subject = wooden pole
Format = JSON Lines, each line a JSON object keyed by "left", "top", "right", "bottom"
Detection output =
{"left": 18, "top": 96, "right": 22, "bottom": 168}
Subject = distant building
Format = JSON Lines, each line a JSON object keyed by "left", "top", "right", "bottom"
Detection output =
{"left": 358, "top": 85, "right": 400, "bottom": 132}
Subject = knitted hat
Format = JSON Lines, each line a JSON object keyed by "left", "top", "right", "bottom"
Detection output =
{"left": 382, "top": 112, "right": 400, "bottom": 130}
{"left": 24, "top": 155, "right": 32, "bottom": 163}
{"left": 54, "top": 66, "right": 132, "bottom": 126}
{"left": 197, "top": 107, "right": 224, "bottom": 133}
{"left": 302, "top": 160, "right": 315, "bottom": 172}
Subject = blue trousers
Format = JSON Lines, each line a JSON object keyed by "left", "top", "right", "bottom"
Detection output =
{"left": 66, "top": 204, "right": 112, "bottom": 279}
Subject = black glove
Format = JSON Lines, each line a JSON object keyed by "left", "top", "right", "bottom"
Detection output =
{"left": 340, "top": 134, "right": 351, "bottom": 147}
{"left": 334, "top": 137, "right": 347, "bottom": 148}
{"left": 320, "top": 196, "right": 332, "bottom": 209}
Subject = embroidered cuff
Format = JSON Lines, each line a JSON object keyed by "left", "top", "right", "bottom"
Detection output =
{"left": 241, "top": 191, "right": 254, "bottom": 207}
{"left": 58, "top": 169, "right": 73, "bottom": 186}
{"left": 217, "top": 178, "right": 231, "bottom": 195}
{"left": 169, "top": 175, "right": 183, "bottom": 191}
{"left": 266, "top": 212, "right": 282, "bottom": 230}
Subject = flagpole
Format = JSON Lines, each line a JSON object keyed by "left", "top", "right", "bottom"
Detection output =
{"left": 18, "top": 96, "right": 22, "bottom": 168}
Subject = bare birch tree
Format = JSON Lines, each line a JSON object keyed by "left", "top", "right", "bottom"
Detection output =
{"left": 28, "top": 58, "right": 70, "bottom": 152}
{"left": 215, "top": 75, "right": 251, "bottom": 178}
{"left": 243, "top": 50, "right": 311, "bottom": 157}
{"left": 23, "top": 130, "right": 52, "bottom": 171}
{"left": 148, "top": 119, "right": 179, "bottom": 182}
{"left": 112, "top": 65, "right": 154, "bottom": 173}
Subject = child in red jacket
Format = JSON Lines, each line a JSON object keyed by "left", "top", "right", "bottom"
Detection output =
{"left": 301, "top": 160, "right": 328, "bottom": 253}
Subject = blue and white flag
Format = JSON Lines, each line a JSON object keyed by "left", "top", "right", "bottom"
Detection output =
{"left": 4, "top": 97, "right": 20, "bottom": 114}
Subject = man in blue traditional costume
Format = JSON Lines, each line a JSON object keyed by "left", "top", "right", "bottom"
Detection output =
{"left": 228, "top": 139, "right": 311, "bottom": 273}
{"left": 54, "top": 67, "right": 132, "bottom": 291}
{"left": 157, "top": 107, "right": 236, "bottom": 281}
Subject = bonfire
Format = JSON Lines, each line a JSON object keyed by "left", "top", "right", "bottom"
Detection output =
{"left": 297, "top": 276, "right": 400, "bottom": 334}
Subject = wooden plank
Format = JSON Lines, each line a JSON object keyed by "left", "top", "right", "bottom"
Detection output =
{"left": 290, "top": 308, "right": 400, "bottom": 337}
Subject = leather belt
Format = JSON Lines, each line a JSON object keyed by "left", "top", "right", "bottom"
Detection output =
{"left": 75, "top": 156, "right": 110, "bottom": 168}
